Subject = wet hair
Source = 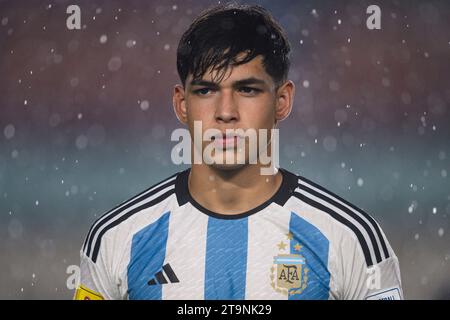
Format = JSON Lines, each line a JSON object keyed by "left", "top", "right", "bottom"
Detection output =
{"left": 176, "top": 3, "right": 291, "bottom": 88}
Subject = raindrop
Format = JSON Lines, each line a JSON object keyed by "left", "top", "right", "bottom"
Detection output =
{"left": 357, "top": 178, "right": 364, "bottom": 187}
{"left": 108, "top": 56, "right": 122, "bottom": 71}
{"left": 323, "top": 136, "right": 337, "bottom": 152}
{"left": 75, "top": 135, "right": 88, "bottom": 150}
{"left": 49, "top": 113, "right": 61, "bottom": 127}
{"left": 126, "top": 39, "right": 137, "bottom": 48}
{"left": 140, "top": 100, "right": 150, "bottom": 111}
{"left": 4, "top": 124, "right": 15, "bottom": 139}
{"left": 70, "top": 77, "right": 79, "bottom": 87}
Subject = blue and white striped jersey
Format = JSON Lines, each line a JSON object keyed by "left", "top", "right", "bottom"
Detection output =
{"left": 77, "top": 168, "right": 403, "bottom": 300}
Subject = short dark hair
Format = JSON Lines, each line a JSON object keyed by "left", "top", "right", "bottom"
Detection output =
{"left": 176, "top": 3, "right": 291, "bottom": 88}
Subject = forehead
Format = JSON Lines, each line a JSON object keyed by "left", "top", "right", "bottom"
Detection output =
{"left": 186, "top": 55, "right": 273, "bottom": 85}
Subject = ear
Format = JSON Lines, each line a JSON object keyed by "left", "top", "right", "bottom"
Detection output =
{"left": 173, "top": 84, "right": 188, "bottom": 125}
{"left": 274, "top": 80, "right": 295, "bottom": 122}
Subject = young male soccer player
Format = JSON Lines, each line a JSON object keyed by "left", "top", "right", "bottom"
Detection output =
{"left": 76, "top": 4, "right": 403, "bottom": 300}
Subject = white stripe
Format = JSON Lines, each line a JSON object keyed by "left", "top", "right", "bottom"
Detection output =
{"left": 84, "top": 175, "right": 176, "bottom": 251}
{"left": 162, "top": 203, "right": 208, "bottom": 299}
{"left": 297, "top": 178, "right": 386, "bottom": 260}
{"left": 245, "top": 204, "right": 291, "bottom": 299}
{"left": 88, "top": 184, "right": 175, "bottom": 258}
{"left": 294, "top": 187, "right": 378, "bottom": 266}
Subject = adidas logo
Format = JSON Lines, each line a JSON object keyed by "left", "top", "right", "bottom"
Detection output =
{"left": 147, "top": 263, "right": 180, "bottom": 286}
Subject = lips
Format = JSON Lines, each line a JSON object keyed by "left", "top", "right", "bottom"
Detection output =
{"left": 212, "top": 132, "right": 241, "bottom": 149}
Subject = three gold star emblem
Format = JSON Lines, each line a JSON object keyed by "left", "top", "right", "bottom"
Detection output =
{"left": 279, "top": 233, "right": 302, "bottom": 251}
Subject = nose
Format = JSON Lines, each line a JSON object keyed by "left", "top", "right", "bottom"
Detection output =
{"left": 214, "top": 90, "right": 239, "bottom": 124}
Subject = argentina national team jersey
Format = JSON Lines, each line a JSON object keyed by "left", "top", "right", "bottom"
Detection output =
{"left": 76, "top": 168, "right": 403, "bottom": 300}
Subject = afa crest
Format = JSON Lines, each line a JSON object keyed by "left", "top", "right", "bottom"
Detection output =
{"left": 270, "top": 233, "right": 308, "bottom": 296}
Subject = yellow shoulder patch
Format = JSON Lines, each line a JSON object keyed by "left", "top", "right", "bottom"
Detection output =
{"left": 74, "top": 285, "right": 104, "bottom": 300}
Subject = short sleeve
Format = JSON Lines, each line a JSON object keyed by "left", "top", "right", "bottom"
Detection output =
{"left": 342, "top": 230, "right": 404, "bottom": 300}
{"left": 74, "top": 243, "right": 121, "bottom": 300}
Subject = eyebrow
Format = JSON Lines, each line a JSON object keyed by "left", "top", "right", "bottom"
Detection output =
{"left": 189, "top": 77, "right": 267, "bottom": 88}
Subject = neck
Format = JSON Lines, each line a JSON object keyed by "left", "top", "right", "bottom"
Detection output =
{"left": 188, "top": 164, "right": 283, "bottom": 215}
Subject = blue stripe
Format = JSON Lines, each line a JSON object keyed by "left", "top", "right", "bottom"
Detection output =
{"left": 127, "top": 211, "right": 170, "bottom": 300}
{"left": 204, "top": 217, "right": 248, "bottom": 300}
{"left": 288, "top": 212, "right": 330, "bottom": 300}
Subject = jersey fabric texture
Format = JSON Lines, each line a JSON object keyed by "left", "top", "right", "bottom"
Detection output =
{"left": 77, "top": 168, "right": 403, "bottom": 300}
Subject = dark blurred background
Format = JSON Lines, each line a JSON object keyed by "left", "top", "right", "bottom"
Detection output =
{"left": 0, "top": 0, "right": 449, "bottom": 299}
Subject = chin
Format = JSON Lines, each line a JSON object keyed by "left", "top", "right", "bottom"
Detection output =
{"left": 203, "top": 149, "right": 248, "bottom": 172}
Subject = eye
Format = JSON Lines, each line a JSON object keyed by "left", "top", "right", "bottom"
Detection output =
{"left": 194, "top": 88, "right": 213, "bottom": 95}
{"left": 239, "top": 87, "right": 261, "bottom": 95}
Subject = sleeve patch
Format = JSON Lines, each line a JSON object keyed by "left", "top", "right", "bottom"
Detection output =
{"left": 366, "top": 287, "right": 401, "bottom": 300}
{"left": 74, "top": 285, "right": 104, "bottom": 300}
